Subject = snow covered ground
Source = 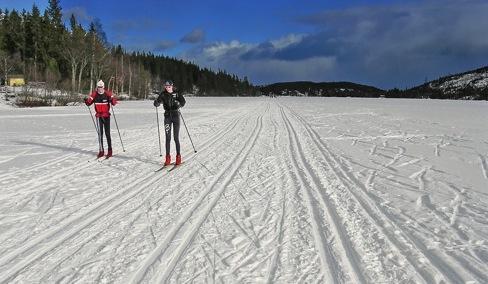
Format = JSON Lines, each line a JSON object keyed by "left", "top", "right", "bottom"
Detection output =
{"left": 0, "top": 97, "right": 487, "bottom": 283}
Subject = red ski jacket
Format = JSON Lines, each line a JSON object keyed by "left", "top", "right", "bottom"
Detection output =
{"left": 85, "top": 90, "right": 118, "bottom": 118}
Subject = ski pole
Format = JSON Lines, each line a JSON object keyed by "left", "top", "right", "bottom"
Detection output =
{"left": 155, "top": 107, "right": 162, "bottom": 156}
{"left": 86, "top": 104, "right": 101, "bottom": 152}
{"left": 111, "top": 104, "right": 126, "bottom": 152}
{"left": 178, "top": 110, "right": 197, "bottom": 153}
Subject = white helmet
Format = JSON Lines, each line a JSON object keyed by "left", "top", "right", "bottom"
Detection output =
{"left": 97, "top": 80, "right": 105, "bottom": 94}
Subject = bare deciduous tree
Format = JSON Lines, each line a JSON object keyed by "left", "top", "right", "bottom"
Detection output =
{"left": 0, "top": 51, "right": 21, "bottom": 84}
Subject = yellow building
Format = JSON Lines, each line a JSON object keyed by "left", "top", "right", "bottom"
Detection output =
{"left": 8, "top": 76, "right": 25, "bottom": 86}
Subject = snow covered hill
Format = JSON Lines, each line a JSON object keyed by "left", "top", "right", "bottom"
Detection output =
{"left": 432, "top": 69, "right": 488, "bottom": 92}
{"left": 410, "top": 66, "right": 488, "bottom": 99}
{"left": 0, "top": 98, "right": 487, "bottom": 283}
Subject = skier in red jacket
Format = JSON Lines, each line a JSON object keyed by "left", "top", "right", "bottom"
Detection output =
{"left": 85, "top": 80, "right": 118, "bottom": 158}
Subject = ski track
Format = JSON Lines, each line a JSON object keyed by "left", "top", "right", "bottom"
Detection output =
{"left": 0, "top": 128, "right": 153, "bottom": 201}
{"left": 0, "top": 130, "right": 163, "bottom": 247}
{"left": 44, "top": 108, "right": 257, "bottom": 283}
{"left": 479, "top": 154, "right": 488, "bottom": 179}
{"left": 278, "top": 105, "right": 357, "bottom": 283}
{"left": 280, "top": 104, "right": 430, "bottom": 283}
{"left": 283, "top": 103, "right": 488, "bottom": 283}
{"left": 156, "top": 115, "right": 264, "bottom": 283}
{"left": 0, "top": 107, "right": 251, "bottom": 282}
{"left": 266, "top": 106, "right": 322, "bottom": 282}
{"left": 129, "top": 107, "right": 265, "bottom": 283}
{"left": 1, "top": 111, "right": 244, "bottom": 216}
{"left": 0, "top": 108, "right": 238, "bottom": 187}
{"left": 160, "top": 102, "right": 276, "bottom": 282}
{"left": 264, "top": 113, "right": 288, "bottom": 284}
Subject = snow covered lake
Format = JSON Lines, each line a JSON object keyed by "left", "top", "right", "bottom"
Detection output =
{"left": 0, "top": 97, "right": 487, "bottom": 283}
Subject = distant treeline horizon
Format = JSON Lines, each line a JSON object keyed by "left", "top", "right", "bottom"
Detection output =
{"left": 260, "top": 65, "right": 488, "bottom": 100}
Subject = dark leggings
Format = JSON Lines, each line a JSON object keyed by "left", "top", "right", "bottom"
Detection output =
{"left": 97, "top": 117, "right": 112, "bottom": 151}
{"left": 164, "top": 112, "right": 181, "bottom": 155}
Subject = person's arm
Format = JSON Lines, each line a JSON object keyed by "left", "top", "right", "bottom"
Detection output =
{"left": 84, "top": 91, "right": 96, "bottom": 106}
{"left": 107, "top": 90, "right": 118, "bottom": 105}
{"left": 177, "top": 93, "right": 186, "bottom": 108}
{"left": 153, "top": 92, "right": 163, "bottom": 107}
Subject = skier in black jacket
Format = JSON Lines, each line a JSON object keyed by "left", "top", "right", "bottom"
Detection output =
{"left": 154, "top": 80, "right": 186, "bottom": 166}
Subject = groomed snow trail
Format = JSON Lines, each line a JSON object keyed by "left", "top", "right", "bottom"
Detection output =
{"left": 0, "top": 98, "right": 487, "bottom": 283}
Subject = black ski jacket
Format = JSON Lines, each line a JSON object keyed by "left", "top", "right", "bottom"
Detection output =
{"left": 154, "top": 91, "right": 186, "bottom": 116}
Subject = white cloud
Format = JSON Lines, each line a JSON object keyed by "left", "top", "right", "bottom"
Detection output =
{"left": 202, "top": 40, "right": 253, "bottom": 60}
{"left": 181, "top": 37, "right": 336, "bottom": 84}
{"left": 269, "top": 34, "right": 306, "bottom": 49}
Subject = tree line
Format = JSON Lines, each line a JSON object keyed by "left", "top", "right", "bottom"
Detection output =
{"left": 0, "top": 0, "right": 258, "bottom": 98}
{"left": 261, "top": 81, "right": 384, "bottom": 97}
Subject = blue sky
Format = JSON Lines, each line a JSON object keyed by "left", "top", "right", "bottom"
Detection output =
{"left": 1, "top": 0, "right": 488, "bottom": 89}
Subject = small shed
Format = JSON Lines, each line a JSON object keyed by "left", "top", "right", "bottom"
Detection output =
{"left": 7, "top": 75, "right": 25, "bottom": 86}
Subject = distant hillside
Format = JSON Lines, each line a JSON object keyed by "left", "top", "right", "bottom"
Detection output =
{"left": 262, "top": 67, "right": 488, "bottom": 100}
{"left": 387, "top": 66, "right": 488, "bottom": 100}
{"left": 261, "top": 81, "right": 384, "bottom": 98}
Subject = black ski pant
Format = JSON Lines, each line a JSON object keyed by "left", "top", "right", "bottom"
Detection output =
{"left": 164, "top": 112, "right": 181, "bottom": 155}
{"left": 97, "top": 117, "right": 112, "bottom": 151}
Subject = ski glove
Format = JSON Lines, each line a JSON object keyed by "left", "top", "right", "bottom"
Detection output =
{"left": 153, "top": 100, "right": 160, "bottom": 107}
{"left": 84, "top": 98, "right": 90, "bottom": 106}
{"left": 109, "top": 97, "right": 118, "bottom": 106}
{"left": 175, "top": 101, "right": 180, "bottom": 108}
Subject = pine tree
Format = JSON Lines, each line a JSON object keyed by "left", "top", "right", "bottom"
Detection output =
{"left": 24, "top": 5, "right": 42, "bottom": 81}
{"left": 47, "top": 0, "right": 62, "bottom": 30}
{"left": 3, "top": 10, "right": 22, "bottom": 56}
{"left": 46, "top": 0, "right": 65, "bottom": 81}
